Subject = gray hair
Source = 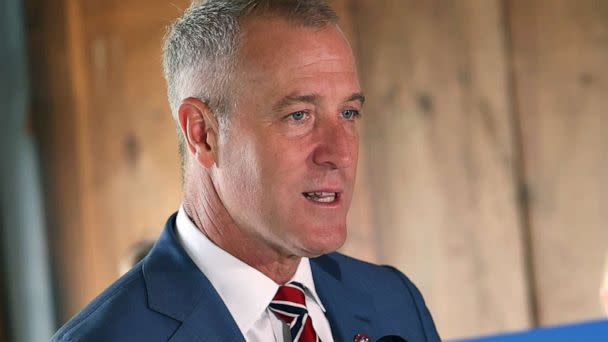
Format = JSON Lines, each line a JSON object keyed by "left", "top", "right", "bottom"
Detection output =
{"left": 162, "top": 0, "right": 338, "bottom": 172}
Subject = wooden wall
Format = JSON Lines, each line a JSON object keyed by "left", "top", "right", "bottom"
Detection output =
{"left": 342, "top": 0, "right": 533, "bottom": 336}
{"left": 26, "top": 0, "right": 607, "bottom": 340}
{"left": 26, "top": 0, "right": 187, "bottom": 318}
{"left": 508, "top": 0, "right": 608, "bottom": 326}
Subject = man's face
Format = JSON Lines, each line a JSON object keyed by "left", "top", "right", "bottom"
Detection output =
{"left": 212, "top": 18, "right": 362, "bottom": 258}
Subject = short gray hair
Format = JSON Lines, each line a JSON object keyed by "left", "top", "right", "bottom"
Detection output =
{"left": 162, "top": 0, "right": 338, "bottom": 172}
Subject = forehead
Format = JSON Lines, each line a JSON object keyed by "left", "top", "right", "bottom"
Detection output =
{"left": 237, "top": 17, "right": 358, "bottom": 85}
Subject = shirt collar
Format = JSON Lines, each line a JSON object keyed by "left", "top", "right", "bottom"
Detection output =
{"left": 175, "top": 206, "right": 325, "bottom": 333}
{"left": 291, "top": 254, "right": 327, "bottom": 312}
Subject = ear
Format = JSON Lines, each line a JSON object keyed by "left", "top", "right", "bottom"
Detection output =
{"left": 177, "top": 98, "right": 219, "bottom": 169}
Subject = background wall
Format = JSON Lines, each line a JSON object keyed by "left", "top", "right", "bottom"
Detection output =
{"left": 23, "top": 0, "right": 607, "bottom": 340}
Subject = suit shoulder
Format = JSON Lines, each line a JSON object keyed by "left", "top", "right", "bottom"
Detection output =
{"left": 52, "top": 263, "right": 179, "bottom": 342}
{"left": 314, "top": 252, "right": 442, "bottom": 341}
{"left": 316, "top": 252, "right": 412, "bottom": 285}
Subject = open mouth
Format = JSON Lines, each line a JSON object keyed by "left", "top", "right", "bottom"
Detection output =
{"left": 302, "top": 191, "right": 340, "bottom": 204}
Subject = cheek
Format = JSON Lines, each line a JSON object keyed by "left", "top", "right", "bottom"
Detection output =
{"left": 222, "top": 133, "right": 297, "bottom": 207}
{"left": 266, "top": 146, "right": 311, "bottom": 196}
{"left": 218, "top": 132, "right": 264, "bottom": 208}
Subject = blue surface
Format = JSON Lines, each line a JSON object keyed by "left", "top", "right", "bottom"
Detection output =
{"left": 454, "top": 319, "right": 608, "bottom": 341}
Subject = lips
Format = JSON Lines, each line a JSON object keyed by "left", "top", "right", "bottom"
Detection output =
{"left": 302, "top": 191, "right": 340, "bottom": 203}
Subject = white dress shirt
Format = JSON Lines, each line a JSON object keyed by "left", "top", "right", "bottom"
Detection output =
{"left": 175, "top": 207, "right": 334, "bottom": 342}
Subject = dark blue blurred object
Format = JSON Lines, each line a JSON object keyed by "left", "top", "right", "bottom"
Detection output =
{"left": 454, "top": 319, "right": 608, "bottom": 341}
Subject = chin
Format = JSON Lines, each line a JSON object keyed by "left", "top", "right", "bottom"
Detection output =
{"left": 297, "top": 223, "right": 347, "bottom": 258}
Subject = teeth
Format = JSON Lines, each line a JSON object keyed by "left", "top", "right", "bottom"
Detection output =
{"left": 315, "top": 195, "right": 335, "bottom": 203}
{"left": 304, "top": 192, "right": 337, "bottom": 203}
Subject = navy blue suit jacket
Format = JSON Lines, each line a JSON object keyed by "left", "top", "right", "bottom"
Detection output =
{"left": 52, "top": 214, "right": 441, "bottom": 342}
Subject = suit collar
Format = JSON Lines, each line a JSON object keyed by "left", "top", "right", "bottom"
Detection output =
{"left": 174, "top": 207, "right": 327, "bottom": 334}
{"left": 143, "top": 214, "right": 376, "bottom": 342}
{"left": 311, "top": 255, "right": 377, "bottom": 341}
{"left": 142, "top": 213, "right": 244, "bottom": 342}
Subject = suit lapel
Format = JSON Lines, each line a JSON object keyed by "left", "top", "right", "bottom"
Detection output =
{"left": 143, "top": 214, "right": 379, "bottom": 341}
{"left": 142, "top": 214, "right": 245, "bottom": 342}
{"left": 311, "top": 255, "right": 377, "bottom": 341}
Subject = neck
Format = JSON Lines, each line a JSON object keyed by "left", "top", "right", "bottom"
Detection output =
{"left": 182, "top": 169, "right": 300, "bottom": 284}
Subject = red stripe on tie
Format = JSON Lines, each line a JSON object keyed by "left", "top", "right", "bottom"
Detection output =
{"left": 300, "top": 314, "right": 318, "bottom": 342}
{"left": 275, "top": 285, "right": 306, "bottom": 305}
{"left": 270, "top": 282, "right": 320, "bottom": 342}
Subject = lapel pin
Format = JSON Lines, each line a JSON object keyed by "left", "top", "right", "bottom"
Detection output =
{"left": 354, "top": 333, "right": 372, "bottom": 342}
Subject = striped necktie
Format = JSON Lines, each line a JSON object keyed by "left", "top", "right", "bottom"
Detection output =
{"left": 269, "top": 281, "right": 320, "bottom": 342}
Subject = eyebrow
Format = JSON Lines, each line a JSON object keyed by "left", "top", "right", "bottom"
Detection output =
{"left": 347, "top": 92, "right": 366, "bottom": 106}
{"left": 273, "top": 93, "right": 321, "bottom": 112}
{"left": 272, "top": 92, "right": 366, "bottom": 112}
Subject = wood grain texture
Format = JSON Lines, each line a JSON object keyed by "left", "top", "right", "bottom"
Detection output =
{"left": 27, "top": 0, "right": 188, "bottom": 320}
{"left": 74, "top": 0, "right": 186, "bottom": 275}
{"left": 350, "top": 0, "right": 531, "bottom": 338}
{"left": 507, "top": 0, "right": 608, "bottom": 325}
{"left": 67, "top": 0, "right": 188, "bottom": 317}
{"left": 26, "top": 0, "right": 92, "bottom": 320}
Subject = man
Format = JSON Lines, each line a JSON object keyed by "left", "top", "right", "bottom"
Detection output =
{"left": 52, "top": 1, "right": 440, "bottom": 341}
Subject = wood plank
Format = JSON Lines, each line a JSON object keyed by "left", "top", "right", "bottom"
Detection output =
{"left": 507, "top": 0, "right": 608, "bottom": 325}
{"left": 26, "top": 0, "right": 92, "bottom": 320}
{"left": 350, "top": 0, "right": 531, "bottom": 338}
{"left": 73, "top": 0, "right": 186, "bottom": 282}
{"left": 27, "top": 0, "right": 189, "bottom": 320}
{"left": 64, "top": 0, "right": 188, "bottom": 317}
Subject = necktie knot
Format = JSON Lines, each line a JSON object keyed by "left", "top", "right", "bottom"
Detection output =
{"left": 269, "top": 281, "right": 320, "bottom": 342}
{"left": 274, "top": 281, "right": 307, "bottom": 306}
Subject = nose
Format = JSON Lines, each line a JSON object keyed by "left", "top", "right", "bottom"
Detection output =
{"left": 311, "top": 121, "right": 357, "bottom": 169}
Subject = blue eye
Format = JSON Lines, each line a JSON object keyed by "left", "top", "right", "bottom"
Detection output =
{"left": 341, "top": 109, "right": 359, "bottom": 120}
{"left": 289, "top": 111, "right": 306, "bottom": 121}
